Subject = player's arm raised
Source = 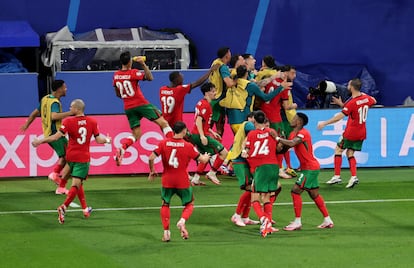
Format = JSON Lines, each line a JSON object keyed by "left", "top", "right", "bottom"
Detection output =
{"left": 317, "top": 112, "right": 345, "bottom": 130}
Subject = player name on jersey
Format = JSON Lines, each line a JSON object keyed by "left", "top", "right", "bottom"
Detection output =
{"left": 166, "top": 141, "right": 185, "bottom": 147}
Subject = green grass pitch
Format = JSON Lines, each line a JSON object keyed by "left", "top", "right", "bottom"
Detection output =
{"left": 0, "top": 168, "right": 413, "bottom": 268}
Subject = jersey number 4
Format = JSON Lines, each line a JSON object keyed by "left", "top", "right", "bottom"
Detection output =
{"left": 168, "top": 149, "right": 179, "bottom": 168}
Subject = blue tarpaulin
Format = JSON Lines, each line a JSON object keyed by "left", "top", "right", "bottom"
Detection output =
{"left": 0, "top": 21, "right": 39, "bottom": 47}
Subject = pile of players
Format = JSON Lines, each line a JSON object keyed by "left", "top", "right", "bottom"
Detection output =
{"left": 21, "top": 48, "right": 376, "bottom": 241}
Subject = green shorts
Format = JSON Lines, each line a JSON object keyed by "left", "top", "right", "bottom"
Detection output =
{"left": 269, "top": 122, "right": 285, "bottom": 137}
{"left": 295, "top": 170, "right": 320, "bottom": 189}
{"left": 189, "top": 134, "right": 225, "bottom": 155}
{"left": 125, "top": 104, "right": 162, "bottom": 129}
{"left": 211, "top": 98, "right": 225, "bottom": 123}
{"left": 161, "top": 187, "right": 193, "bottom": 205}
{"left": 281, "top": 121, "right": 293, "bottom": 137}
{"left": 48, "top": 136, "right": 67, "bottom": 158}
{"left": 233, "top": 162, "right": 253, "bottom": 189}
{"left": 252, "top": 164, "right": 279, "bottom": 193}
{"left": 337, "top": 136, "right": 363, "bottom": 151}
{"left": 68, "top": 162, "right": 90, "bottom": 180}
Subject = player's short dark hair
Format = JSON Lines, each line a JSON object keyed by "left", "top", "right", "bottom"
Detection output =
{"left": 217, "top": 47, "right": 230, "bottom": 58}
{"left": 229, "top": 54, "right": 241, "bottom": 68}
{"left": 169, "top": 71, "right": 180, "bottom": 82}
{"left": 200, "top": 82, "right": 215, "bottom": 95}
{"left": 173, "top": 121, "right": 187, "bottom": 134}
{"left": 296, "top": 112, "right": 309, "bottom": 126}
{"left": 263, "top": 55, "right": 277, "bottom": 69}
{"left": 242, "top": 53, "right": 253, "bottom": 60}
{"left": 51, "top": 80, "right": 65, "bottom": 91}
{"left": 254, "top": 110, "right": 266, "bottom": 124}
{"left": 236, "top": 65, "right": 248, "bottom": 78}
{"left": 247, "top": 111, "right": 257, "bottom": 119}
{"left": 120, "top": 51, "right": 131, "bottom": 66}
{"left": 350, "top": 78, "right": 362, "bottom": 91}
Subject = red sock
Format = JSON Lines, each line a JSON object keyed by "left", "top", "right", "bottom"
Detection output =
{"left": 314, "top": 195, "right": 329, "bottom": 217}
{"left": 63, "top": 186, "right": 78, "bottom": 208}
{"left": 181, "top": 203, "right": 194, "bottom": 220}
{"left": 196, "top": 162, "right": 207, "bottom": 174}
{"left": 348, "top": 156, "right": 357, "bottom": 176}
{"left": 251, "top": 201, "right": 264, "bottom": 219}
{"left": 284, "top": 151, "right": 291, "bottom": 168}
{"left": 160, "top": 205, "right": 170, "bottom": 230}
{"left": 241, "top": 197, "right": 251, "bottom": 218}
{"left": 270, "top": 195, "right": 276, "bottom": 204}
{"left": 236, "top": 191, "right": 251, "bottom": 215}
{"left": 122, "top": 137, "right": 135, "bottom": 150}
{"left": 277, "top": 154, "right": 284, "bottom": 168}
{"left": 59, "top": 178, "right": 67, "bottom": 188}
{"left": 291, "top": 192, "right": 302, "bottom": 218}
{"left": 334, "top": 155, "right": 342, "bottom": 176}
{"left": 77, "top": 185, "right": 87, "bottom": 209}
{"left": 212, "top": 156, "right": 224, "bottom": 171}
{"left": 53, "top": 163, "right": 65, "bottom": 174}
{"left": 263, "top": 202, "right": 273, "bottom": 220}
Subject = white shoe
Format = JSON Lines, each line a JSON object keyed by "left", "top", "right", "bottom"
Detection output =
{"left": 259, "top": 217, "right": 272, "bottom": 238}
{"left": 177, "top": 220, "right": 189, "bottom": 240}
{"left": 242, "top": 218, "right": 260, "bottom": 225}
{"left": 279, "top": 169, "right": 292, "bottom": 179}
{"left": 317, "top": 220, "right": 334, "bottom": 229}
{"left": 48, "top": 172, "right": 61, "bottom": 185}
{"left": 206, "top": 171, "right": 221, "bottom": 185}
{"left": 283, "top": 221, "right": 302, "bottom": 231}
{"left": 190, "top": 174, "right": 206, "bottom": 186}
{"left": 231, "top": 214, "right": 246, "bottom": 227}
{"left": 326, "top": 176, "right": 342, "bottom": 185}
{"left": 162, "top": 230, "right": 171, "bottom": 242}
{"left": 346, "top": 176, "right": 359, "bottom": 188}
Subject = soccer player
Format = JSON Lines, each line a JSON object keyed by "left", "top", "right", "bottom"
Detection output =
{"left": 159, "top": 64, "right": 219, "bottom": 127}
{"left": 225, "top": 65, "right": 289, "bottom": 135}
{"left": 228, "top": 112, "right": 260, "bottom": 227}
{"left": 318, "top": 78, "right": 377, "bottom": 188}
{"left": 277, "top": 113, "right": 334, "bottom": 231}
{"left": 241, "top": 111, "right": 280, "bottom": 237}
{"left": 260, "top": 65, "right": 297, "bottom": 179}
{"left": 20, "top": 79, "right": 73, "bottom": 194}
{"left": 280, "top": 65, "right": 299, "bottom": 178}
{"left": 209, "top": 47, "right": 236, "bottom": 137}
{"left": 148, "top": 121, "right": 210, "bottom": 242}
{"left": 113, "top": 51, "right": 173, "bottom": 166}
{"left": 189, "top": 82, "right": 228, "bottom": 186}
{"left": 32, "top": 99, "right": 111, "bottom": 224}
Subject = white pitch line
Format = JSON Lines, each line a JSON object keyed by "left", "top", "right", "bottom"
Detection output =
{"left": 0, "top": 198, "right": 413, "bottom": 215}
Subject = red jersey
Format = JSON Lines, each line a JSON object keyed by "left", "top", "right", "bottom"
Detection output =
{"left": 113, "top": 69, "right": 149, "bottom": 110}
{"left": 289, "top": 128, "right": 320, "bottom": 170}
{"left": 260, "top": 78, "right": 288, "bottom": 123}
{"left": 153, "top": 137, "right": 200, "bottom": 188}
{"left": 159, "top": 84, "right": 191, "bottom": 126}
{"left": 60, "top": 116, "right": 100, "bottom": 163}
{"left": 342, "top": 93, "right": 376, "bottom": 140}
{"left": 245, "top": 127, "right": 278, "bottom": 172}
{"left": 191, "top": 99, "right": 212, "bottom": 135}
